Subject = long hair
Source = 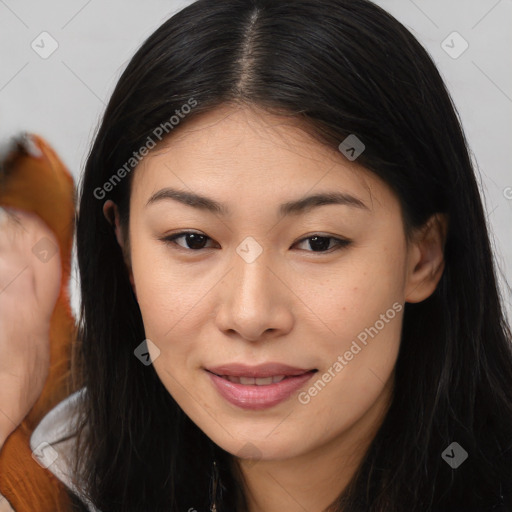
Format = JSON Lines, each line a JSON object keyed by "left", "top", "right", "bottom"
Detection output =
{"left": 73, "top": 0, "right": 512, "bottom": 510}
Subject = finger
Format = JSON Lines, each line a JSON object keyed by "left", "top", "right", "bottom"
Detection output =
{"left": 30, "top": 225, "right": 62, "bottom": 315}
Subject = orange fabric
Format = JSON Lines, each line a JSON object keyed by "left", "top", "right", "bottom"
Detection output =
{"left": 0, "top": 134, "right": 77, "bottom": 511}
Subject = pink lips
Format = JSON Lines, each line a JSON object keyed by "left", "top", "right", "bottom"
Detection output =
{"left": 206, "top": 363, "right": 317, "bottom": 410}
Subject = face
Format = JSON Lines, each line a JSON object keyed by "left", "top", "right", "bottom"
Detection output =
{"left": 113, "top": 104, "right": 440, "bottom": 466}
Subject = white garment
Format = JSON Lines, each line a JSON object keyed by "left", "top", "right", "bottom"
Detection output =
{"left": 29, "top": 389, "right": 100, "bottom": 512}
{"left": 0, "top": 494, "right": 14, "bottom": 512}
{"left": 0, "top": 389, "right": 97, "bottom": 511}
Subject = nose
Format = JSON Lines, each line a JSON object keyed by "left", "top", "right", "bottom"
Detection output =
{"left": 214, "top": 248, "right": 294, "bottom": 342}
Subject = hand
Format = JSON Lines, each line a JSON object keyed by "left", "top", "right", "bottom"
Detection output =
{"left": 0, "top": 206, "right": 61, "bottom": 449}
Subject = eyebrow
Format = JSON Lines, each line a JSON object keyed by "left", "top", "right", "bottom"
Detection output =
{"left": 145, "top": 187, "right": 369, "bottom": 217}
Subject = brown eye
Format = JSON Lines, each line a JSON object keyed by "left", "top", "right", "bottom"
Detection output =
{"left": 294, "top": 235, "right": 351, "bottom": 253}
{"left": 162, "top": 232, "right": 215, "bottom": 250}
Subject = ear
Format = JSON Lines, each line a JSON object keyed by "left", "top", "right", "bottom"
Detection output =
{"left": 404, "top": 213, "right": 448, "bottom": 303}
{"left": 102, "top": 199, "right": 136, "bottom": 295}
{"left": 103, "top": 200, "right": 124, "bottom": 248}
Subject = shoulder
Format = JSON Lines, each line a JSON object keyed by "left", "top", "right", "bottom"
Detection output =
{"left": 30, "top": 388, "right": 85, "bottom": 490}
{"left": 30, "top": 387, "right": 100, "bottom": 512}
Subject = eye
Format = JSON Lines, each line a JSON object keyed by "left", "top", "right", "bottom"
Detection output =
{"left": 293, "top": 235, "right": 351, "bottom": 253}
{"left": 161, "top": 231, "right": 351, "bottom": 253}
{"left": 162, "top": 231, "right": 217, "bottom": 251}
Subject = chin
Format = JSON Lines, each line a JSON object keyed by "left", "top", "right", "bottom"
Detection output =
{"left": 203, "top": 425, "right": 310, "bottom": 463}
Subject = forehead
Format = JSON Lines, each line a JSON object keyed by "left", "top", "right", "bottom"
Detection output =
{"left": 130, "top": 104, "right": 393, "bottom": 215}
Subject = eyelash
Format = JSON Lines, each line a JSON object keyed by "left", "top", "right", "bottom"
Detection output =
{"left": 160, "top": 231, "right": 352, "bottom": 254}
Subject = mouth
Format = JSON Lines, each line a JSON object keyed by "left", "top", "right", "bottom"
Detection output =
{"left": 206, "top": 362, "right": 317, "bottom": 379}
{"left": 209, "top": 374, "right": 292, "bottom": 385}
{"left": 205, "top": 363, "right": 318, "bottom": 410}
{"left": 206, "top": 371, "right": 318, "bottom": 385}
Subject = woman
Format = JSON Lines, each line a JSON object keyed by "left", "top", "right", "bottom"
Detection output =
{"left": 1, "top": 0, "right": 512, "bottom": 510}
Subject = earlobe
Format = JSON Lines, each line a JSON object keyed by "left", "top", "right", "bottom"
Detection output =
{"left": 405, "top": 213, "right": 448, "bottom": 303}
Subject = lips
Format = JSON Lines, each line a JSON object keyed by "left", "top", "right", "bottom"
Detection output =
{"left": 205, "top": 363, "right": 317, "bottom": 410}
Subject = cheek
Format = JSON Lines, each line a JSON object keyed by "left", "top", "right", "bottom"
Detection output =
{"left": 128, "top": 240, "right": 203, "bottom": 362}
{"left": 294, "top": 245, "right": 405, "bottom": 409}
{"left": 297, "top": 243, "right": 406, "bottom": 346}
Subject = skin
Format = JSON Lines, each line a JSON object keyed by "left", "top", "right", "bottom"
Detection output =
{"left": 0, "top": 208, "right": 61, "bottom": 449}
{"left": 104, "top": 103, "right": 447, "bottom": 512}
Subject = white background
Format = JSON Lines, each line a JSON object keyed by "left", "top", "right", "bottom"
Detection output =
{"left": 0, "top": 0, "right": 510, "bottom": 323}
